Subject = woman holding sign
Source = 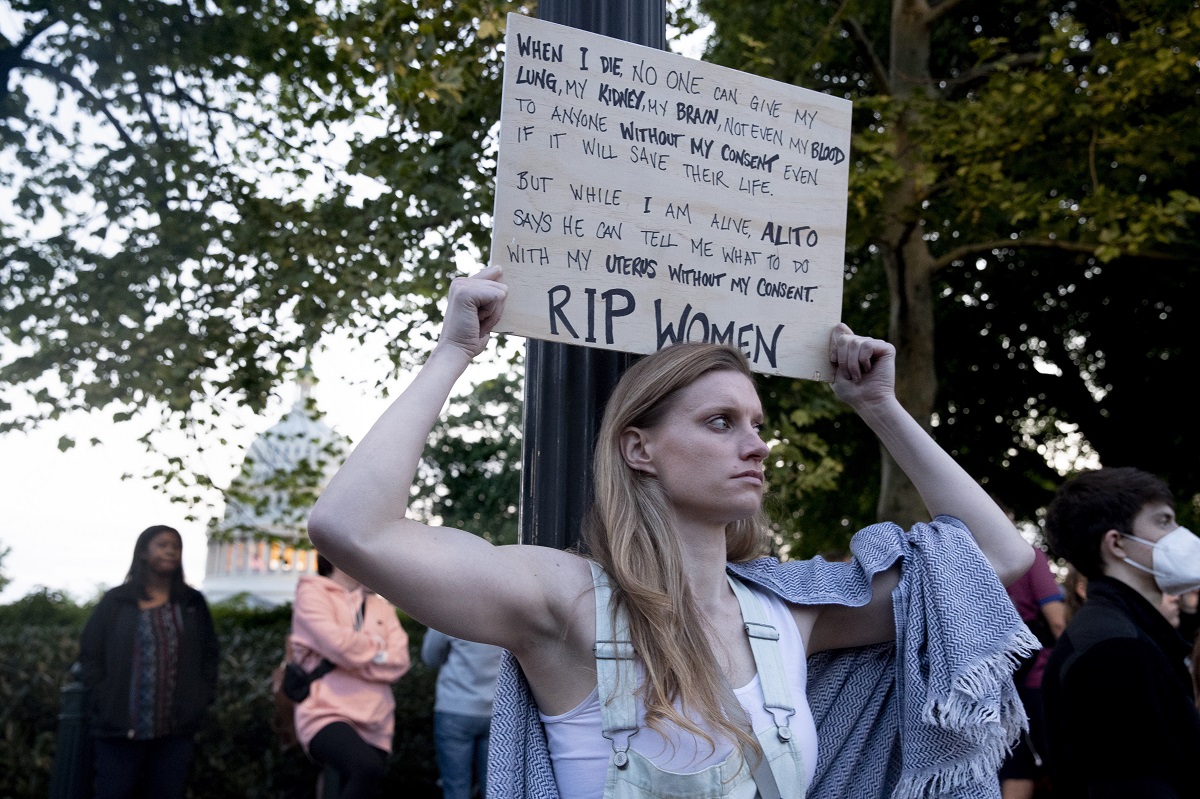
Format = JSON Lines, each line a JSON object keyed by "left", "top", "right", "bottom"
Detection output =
{"left": 309, "top": 266, "right": 1034, "bottom": 799}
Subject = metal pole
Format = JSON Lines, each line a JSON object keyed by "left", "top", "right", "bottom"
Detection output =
{"left": 539, "top": 0, "right": 667, "bottom": 50}
{"left": 520, "top": 1, "right": 666, "bottom": 551}
{"left": 49, "top": 662, "right": 90, "bottom": 799}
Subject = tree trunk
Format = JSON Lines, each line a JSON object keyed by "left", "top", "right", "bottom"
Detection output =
{"left": 876, "top": 0, "right": 939, "bottom": 526}
{"left": 878, "top": 218, "right": 937, "bottom": 526}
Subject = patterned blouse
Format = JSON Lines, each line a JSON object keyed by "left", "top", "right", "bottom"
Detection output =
{"left": 128, "top": 602, "right": 184, "bottom": 739}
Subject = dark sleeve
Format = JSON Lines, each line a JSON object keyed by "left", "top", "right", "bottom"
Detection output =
{"left": 1087, "top": 779, "right": 1180, "bottom": 799}
{"left": 1061, "top": 638, "right": 1185, "bottom": 798}
{"left": 194, "top": 594, "right": 220, "bottom": 703}
{"left": 78, "top": 595, "right": 112, "bottom": 692}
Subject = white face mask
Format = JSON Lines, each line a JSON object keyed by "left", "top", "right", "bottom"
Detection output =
{"left": 1121, "top": 526, "right": 1200, "bottom": 595}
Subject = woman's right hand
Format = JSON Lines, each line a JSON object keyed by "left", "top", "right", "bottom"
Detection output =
{"left": 435, "top": 265, "right": 508, "bottom": 360}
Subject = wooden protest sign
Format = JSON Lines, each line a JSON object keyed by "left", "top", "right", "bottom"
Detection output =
{"left": 490, "top": 14, "right": 851, "bottom": 380}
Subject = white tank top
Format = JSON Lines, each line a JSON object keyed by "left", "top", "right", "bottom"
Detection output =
{"left": 540, "top": 583, "right": 818, "bottom": 799}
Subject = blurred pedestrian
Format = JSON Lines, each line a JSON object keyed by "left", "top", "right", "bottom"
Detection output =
{"left": 421, "top": 629, "right": 502, "bottom": 799}
{"left": 79, "top": 524, "right": 219, "bottom": 799}
{"left": 290, "top": 554, "right": 410, "bottom": 799}
{"left": 1159, "top": 592, "right": 1182, "bottom": 628}
{"left": 999, "top": 545, "right": 1065, "bottom": 799}
{"left": 1177, "top": 589, "right": 1200, "bottom": 642}
{"left": 1061, "top": 566, "right": 1087, "bottom": 620}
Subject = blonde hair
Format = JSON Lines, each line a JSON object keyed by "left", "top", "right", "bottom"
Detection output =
{"left": 581, "top": 342, "right": 772, "bottom": 759}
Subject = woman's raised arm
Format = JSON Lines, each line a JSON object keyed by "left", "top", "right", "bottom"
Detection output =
{"left": 810, "top": 325, "right": 1033, "bottom": 653}
{"left": 829, "top": 323, "right": 1033, "bottom": 585}
{"left": 308, "top": 267, "right": 582, "bottom": 652}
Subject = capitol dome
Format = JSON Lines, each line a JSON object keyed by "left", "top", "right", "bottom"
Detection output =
{"left": 203, "top": 381, "right": 349, "bottom": 606}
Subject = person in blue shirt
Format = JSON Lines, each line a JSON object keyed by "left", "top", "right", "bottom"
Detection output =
{"left": 422, "top": 628, "right": 503, "bottom": 799}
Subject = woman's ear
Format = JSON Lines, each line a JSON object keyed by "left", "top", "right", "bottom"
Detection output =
{"left": 620, "top": 427, "right": 657, "bottom": 475}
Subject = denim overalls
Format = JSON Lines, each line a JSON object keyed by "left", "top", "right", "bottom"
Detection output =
{"left": 590, "top": 563, "right": 807, "bottom": 799}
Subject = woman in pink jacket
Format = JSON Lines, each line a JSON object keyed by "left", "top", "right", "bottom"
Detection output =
{"left": 290, "top": 554, "right": 411, "bottom": 799}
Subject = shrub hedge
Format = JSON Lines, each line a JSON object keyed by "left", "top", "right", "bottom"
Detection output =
{"left": 0, "top": 603, "right": 440, "bottom": 799}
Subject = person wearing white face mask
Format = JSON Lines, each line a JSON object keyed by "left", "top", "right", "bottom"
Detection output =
{"left": 1118, "top": 526, "right": 1200, "bottom": 597}
{"left": 1042, "top": 467, "right": 1200, "bottom": 799}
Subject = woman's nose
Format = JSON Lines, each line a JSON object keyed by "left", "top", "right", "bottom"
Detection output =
{"left": 744, "top": 430, "right": 769, "bottom": 460}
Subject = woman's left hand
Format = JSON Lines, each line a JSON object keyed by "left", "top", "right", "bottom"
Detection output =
{"left": 829, "top": 323, "right": 896, "bottom": 409}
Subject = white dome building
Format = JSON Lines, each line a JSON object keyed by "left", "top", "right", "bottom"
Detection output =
{"left": 203, "top": 382, "right": 348, "bottom": 606}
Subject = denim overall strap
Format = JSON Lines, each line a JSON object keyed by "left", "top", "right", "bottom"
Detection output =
{"left": 588, "top": 564, "right": 805, "bottom": 799}
{"left": 590, "top": 562, "right": 639, "bottom": 768}
{"left": 726, "top": 575, "right": 797, "bottom": 743}
{"left": 724, "top": 574, "right": 805, "bottom": 799}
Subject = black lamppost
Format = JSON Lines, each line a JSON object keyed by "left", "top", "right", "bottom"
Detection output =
{"left": 520, "top": 1, "right": 666, "bottom": 550}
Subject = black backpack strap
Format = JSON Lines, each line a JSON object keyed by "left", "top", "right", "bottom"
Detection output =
{"left": 354, "top": 597, "right": 367, "bottom": 631}
{"left": 310, "top": 658, "right": 337, "bottom": 680}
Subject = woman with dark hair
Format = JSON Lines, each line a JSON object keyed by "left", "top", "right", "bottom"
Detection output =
{"left": 289, "top": 553, "right": 410, "bottom": 799}
{"left": 79, "top": 524, "right": 219, "bottom": 799}
{"left": 309, "top": 267, "right": 1035, "bottom": 799}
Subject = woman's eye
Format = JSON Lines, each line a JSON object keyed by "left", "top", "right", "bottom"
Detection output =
{"left": 709, "top": 416, "right": 731, "bottom": 430}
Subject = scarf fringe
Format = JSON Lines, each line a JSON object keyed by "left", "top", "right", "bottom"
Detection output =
{"left": 891, "top": 623, "right": 1040, "bottom": 799}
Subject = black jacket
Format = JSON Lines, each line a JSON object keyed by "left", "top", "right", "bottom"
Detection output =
{"left": 1042, "top": 576, "right": 1200, "bottom": 799}
{"left": 79, "top": 582, "right": 220, "bottom": 738}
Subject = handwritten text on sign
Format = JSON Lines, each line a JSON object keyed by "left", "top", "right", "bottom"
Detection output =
{"left": 491, "top": 14, "right": 851, "bottom": 379}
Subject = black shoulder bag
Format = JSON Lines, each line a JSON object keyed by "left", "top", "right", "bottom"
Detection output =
{"left": 282, "top": 596, "right": 368, "bottom": 702}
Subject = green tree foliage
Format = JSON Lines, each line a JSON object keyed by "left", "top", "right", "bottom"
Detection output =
{"left": 0, "top": 586, "right": 94, "bottom": 627}
{"left": 1, "top": 0, "right": 529, "bottom": 439}
{"left": 412, "top": 371, "right": 523, "bottom": 544}
{"left": 0, "top": 624, "right": 80, "bottom": 797}
{"left": 0, "top": 542, "right": 10, "bottom": 594}
{"left": 699, "top": 0, "right": 1200, "bottom": 540}
{"left": 7, "top": 0, "right": 1198, "bottom": 558}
